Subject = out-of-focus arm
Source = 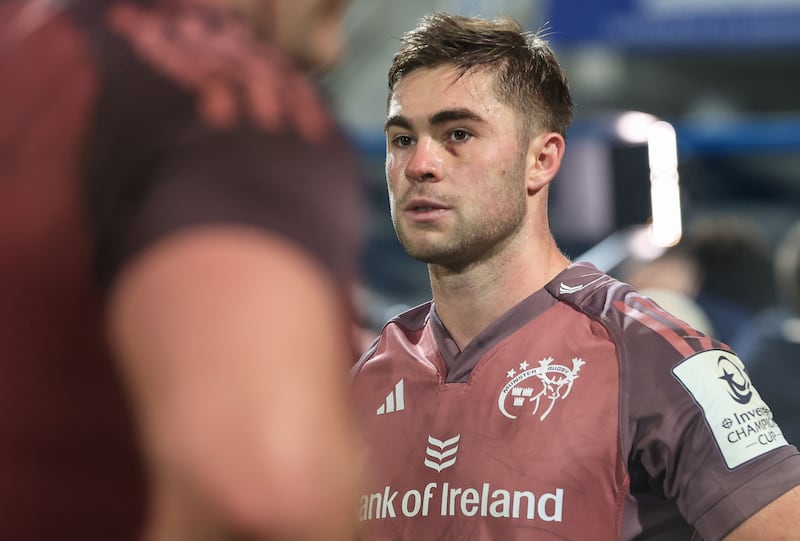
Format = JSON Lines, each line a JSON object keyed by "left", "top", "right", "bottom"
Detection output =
{"left": 108, "top": 225, "right": 361, "bottom": 541}
{"left": 722, "top": 485, "right": 800, "bottom": 541}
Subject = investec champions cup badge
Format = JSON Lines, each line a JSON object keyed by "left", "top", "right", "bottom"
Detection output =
{"left": 498, "top": 357, "right": 585, "bottom": 420}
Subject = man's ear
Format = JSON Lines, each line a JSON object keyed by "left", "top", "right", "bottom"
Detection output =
{"left": 525, "top": 132, "right": 565, "bottom": 193}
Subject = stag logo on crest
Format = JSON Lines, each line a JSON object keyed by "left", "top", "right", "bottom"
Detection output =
{"left": 498, "top": 357, "right": 585, "bottom": 420}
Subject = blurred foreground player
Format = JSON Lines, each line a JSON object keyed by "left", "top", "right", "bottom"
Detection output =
{"left": 352, "top": 12, "right": 800, "bottom": 540}
{"left": 0, "top": 0, "right": 364, "bottom": 539}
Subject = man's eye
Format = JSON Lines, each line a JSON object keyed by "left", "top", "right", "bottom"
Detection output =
{"left": 449, "top": 129, "right": 471, "bottom": 142}
{"left": 392, "top": 135, "right": 414, "bottom": 147}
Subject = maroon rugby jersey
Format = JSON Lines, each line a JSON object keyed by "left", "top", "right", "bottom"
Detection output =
{"left": 0, "top": 1, "right": 363, "bottom": 538}
{"left": 352, "top": 262, "right": 800, "bottom": 540}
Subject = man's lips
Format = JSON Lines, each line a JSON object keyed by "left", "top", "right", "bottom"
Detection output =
{"left": 403, "top": 198, "right": 450, "bottom": 223}
{"left": 404, "top": 198, "right": 449, "bottom": 213}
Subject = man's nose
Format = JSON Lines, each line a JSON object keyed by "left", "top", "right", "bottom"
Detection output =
{"left": 405, "top": 137, "right": 442, "bottom": 183}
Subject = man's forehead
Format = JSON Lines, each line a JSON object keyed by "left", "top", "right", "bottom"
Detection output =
{"left": 387, "top": 65, "right": 502, "bottom": 122}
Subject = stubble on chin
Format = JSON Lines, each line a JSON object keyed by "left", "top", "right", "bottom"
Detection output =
{"left": 396, "top": 224, "right": 466, "bottom": 267}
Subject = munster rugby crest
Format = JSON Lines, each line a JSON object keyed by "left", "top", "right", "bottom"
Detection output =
{"left": 498, "top": 357, "right": 585, "bottom": 420}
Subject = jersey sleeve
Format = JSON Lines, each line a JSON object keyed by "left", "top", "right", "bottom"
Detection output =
{"left": 612, "top": 289, "right": 800, "bottom": 540}
{"left": 80, "top": 5, "right": 363, "bottom": 291}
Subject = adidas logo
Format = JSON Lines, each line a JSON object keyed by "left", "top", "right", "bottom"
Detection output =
{"left": 424, "top": 434, "right": 460, "bottom": 472}
{"left": 376, "top": 379, "right": 405, "bottom": 415}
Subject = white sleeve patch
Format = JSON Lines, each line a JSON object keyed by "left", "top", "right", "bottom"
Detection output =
{"left": 672, "top": 350, "right": 787, "bottom": 469}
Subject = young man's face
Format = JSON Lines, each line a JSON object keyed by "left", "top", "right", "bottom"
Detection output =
{"left": 384, "top": 65, "right": 530, "bottom": 269}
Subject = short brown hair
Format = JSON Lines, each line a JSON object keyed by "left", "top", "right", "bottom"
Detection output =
{"left": 388, "top": 12, "right": 575, "bottom": 138}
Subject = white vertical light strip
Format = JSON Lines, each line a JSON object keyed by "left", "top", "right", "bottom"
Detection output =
{"left": 647, "top": 121, "right": 682, "bottom": 247}
{"left": 615, "top": 111, "right": 659, "bottom": 143}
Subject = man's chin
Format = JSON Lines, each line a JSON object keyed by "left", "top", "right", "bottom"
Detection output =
{"left": 401, "top": 245, "right": 438, "bottom": 264}
{"left": 403, "top": 245, "right": 463, "bottom": 268}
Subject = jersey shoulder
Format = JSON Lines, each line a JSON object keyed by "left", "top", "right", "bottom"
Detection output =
{"left": 547, "top": 261, "right": 728, "bottom": 360}
{"left": 353, "top": 302, "right": 432, "bottom": 375}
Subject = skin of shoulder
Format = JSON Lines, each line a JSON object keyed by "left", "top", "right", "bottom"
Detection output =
{"left": 108, "top": 226, "right": 362, "bottom": 540}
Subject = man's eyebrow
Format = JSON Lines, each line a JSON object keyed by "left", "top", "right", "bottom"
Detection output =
{"left": 429, "top": 108, "right": 486, "bottom": 126}
{"left": 385, "top": 115, "right": 412, "bottom": 132}
{"left": 384, "top": 108, "right": 486, "bottom": 132}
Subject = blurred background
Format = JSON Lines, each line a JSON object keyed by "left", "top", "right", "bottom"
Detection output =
{"left": 322, "top": 0, "right": 800, "bottom": 338}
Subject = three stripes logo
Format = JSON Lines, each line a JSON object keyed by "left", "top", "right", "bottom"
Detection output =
{"left": 376, "top": 379, "right": 405, "bottom": 415}
{"left": 424, "top": 434, "right": 460, "bottom": 472}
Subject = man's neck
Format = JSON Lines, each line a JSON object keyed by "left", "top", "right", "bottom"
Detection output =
{"left": 429, "top": 240, "right": 570, "bottom": 351}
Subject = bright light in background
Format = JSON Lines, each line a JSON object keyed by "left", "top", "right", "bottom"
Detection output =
{"left": 647, "top": 121, "right": 682, "bottom": 247}
{"left": 615, "top": 111, "right": 659, "bottom": 143}
{"left": 628, "top": 225, "right": 666, "bottom": 260}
